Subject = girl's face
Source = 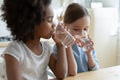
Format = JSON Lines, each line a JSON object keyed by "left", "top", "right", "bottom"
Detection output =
{"left": 67, "top": 16, "right": 90, "bottom": 36}
{"left": 35, "top": 6, "right": 55, "bottom": 39}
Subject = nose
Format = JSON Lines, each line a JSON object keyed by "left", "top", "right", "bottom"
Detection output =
{"left": 73, "top": 30, "right": 84, "bottom": 37}
{"left": 52, "top": 22, "right": 56, "bottom": 31}
{"left": 76, "top": 30, "right": 83, "bottom": 36}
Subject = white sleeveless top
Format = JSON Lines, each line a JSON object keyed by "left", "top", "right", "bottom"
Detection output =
{"left": 2, "top": 40, "right": 53, "bottom": 80}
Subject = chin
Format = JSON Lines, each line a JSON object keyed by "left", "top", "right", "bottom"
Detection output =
{"left": 44, "top": 35, "right": 52, "bottom": 39}
{"left": 45, "top": 37, "right": 51, "bottom": 39}
{"left": 42, "top": 32, "right": 52, "bottom": 39}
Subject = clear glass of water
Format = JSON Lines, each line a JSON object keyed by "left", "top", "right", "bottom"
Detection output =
{"left": 82, "top": 31, "right": 92, "bottom": 51}
{"left": 55, "top": 23, "right": 75, "bottom": 48}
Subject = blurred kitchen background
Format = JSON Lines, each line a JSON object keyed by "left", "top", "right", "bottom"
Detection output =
{"left": 0, "top": 0, "right": 120, "bottom": 69}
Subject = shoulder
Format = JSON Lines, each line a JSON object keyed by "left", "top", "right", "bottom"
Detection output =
{"left": 6, "top": 40, "right": 22, "bottom": 50}
{"left": 2, "top": 40, "right": 24, "bottom": 62}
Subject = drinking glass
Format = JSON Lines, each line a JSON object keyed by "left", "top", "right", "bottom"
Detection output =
{"left": 81, "top": 31, "right": 92, "bottom": 51}
{"left": 55, "top": 23, "right": 75, "bottom": 48}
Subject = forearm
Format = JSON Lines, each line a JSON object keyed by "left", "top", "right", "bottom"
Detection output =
{"left": 86, "top": 53, "right": 96, "bottom": 70}
{"left": 55, "top": 43, "right": 67, "bottom": 78}
{"left": 66, "top": 47, "right": 77, "bottom": 76}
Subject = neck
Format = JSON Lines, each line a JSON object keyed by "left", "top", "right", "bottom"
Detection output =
{"left": 25, "top": 38, "right": 42, "bottom": 55}
{"left": 25, "top": 38, "right": 40, "bottom": 46}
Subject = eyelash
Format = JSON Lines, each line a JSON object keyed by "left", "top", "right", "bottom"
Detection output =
{"left": 74, "top": 29, "right": 79, "bottom": 31}
{"left": 48, "top": 18, "right": 53, "bottom": 23}
{"left": 48, "top": 20, "right": 53, "bottom": 23}
{"left": 84, "top": 28, "right": 87, "bottom": 31}
{"left": 74, "top": 28, "right": 87, "bottom": 31}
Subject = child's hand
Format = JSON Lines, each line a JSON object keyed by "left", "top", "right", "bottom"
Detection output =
{"left": 52, "top": 23, "right": 75, "bottom": 47}
{"left": 84, "top": 35, "right": 94, "bottom": 54}
{"left": 74, "top": 35, "right": 94, "bottom": 54}
{"left": 52, "top": 23, "right": 66, "bottom": 44}
{"left": 74, "top": 35, "right": 85, "bottom": 47}
{"left": 83, "top": 31, "right": 94, "bottom": 53}
{"left": 52, "top": 32, "right": 61, "bottom": 44}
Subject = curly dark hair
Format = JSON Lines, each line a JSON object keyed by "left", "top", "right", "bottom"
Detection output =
{"left": 1, "top": 0, "right": 51, "bottom": 42}
{"left": 64, "top": 3, "right": 89, "bottom": 24}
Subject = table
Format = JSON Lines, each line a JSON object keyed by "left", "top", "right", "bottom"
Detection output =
{"left": 64, "top": 65, "right": 120, "bottom": 80}
{"left": 0, "top": 42, "right": 10, "bottom": 47}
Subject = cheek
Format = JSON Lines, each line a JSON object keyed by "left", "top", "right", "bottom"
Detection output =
{"left": 68, "top": 27, "right": 74, "bottom": 34}
{"left": 70, "top": 30, "right": 83, "bottom": 36}
{"left": 69, "top": 30, "right": 77, "bottom": 36}
{"left": 44, "top": 24, "right": 53, "bottom": 34}
{"left": 38, "top": 25, "right": 50, "bottom": 35}
{"left": 43, "top": 23, "right": 51, "bottom": 31}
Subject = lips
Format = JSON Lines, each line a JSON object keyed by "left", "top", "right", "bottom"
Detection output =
{"left": 50, "top": 31, "right": 54, "bottom": 35}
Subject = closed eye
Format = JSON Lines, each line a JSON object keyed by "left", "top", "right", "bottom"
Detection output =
{"left": 84, "top": 28, "right": 88, "bottom": 31}
{"left": 46, "top": 16, "right": 53, "bottom": 23}
{"left": 74, "top": 29, "right": 80, "bottom": 31}
{"left": 84, "top": 28, "right": 87, "bottom": 31}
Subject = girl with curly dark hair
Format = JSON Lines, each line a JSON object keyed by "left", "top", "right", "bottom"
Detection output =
{"left": 1, "top": 0, "right": 69, "bottom": 80}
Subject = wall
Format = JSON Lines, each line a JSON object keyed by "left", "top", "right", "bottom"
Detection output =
{"left": 90, "top": 8, "right": 118, "bottom": 68}
{"left": 0, "top": 0, "right": 10, "bottom": 37}
{"left": 92, "top": 0, "right": 119, "bottom": 7}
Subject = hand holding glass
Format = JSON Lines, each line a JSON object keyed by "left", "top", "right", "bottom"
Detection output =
{"left": 55, "top": 23, "right": 75, "bottom": 48}
{"left": 82, "top": 31, "right": 93, "bottom": 51}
